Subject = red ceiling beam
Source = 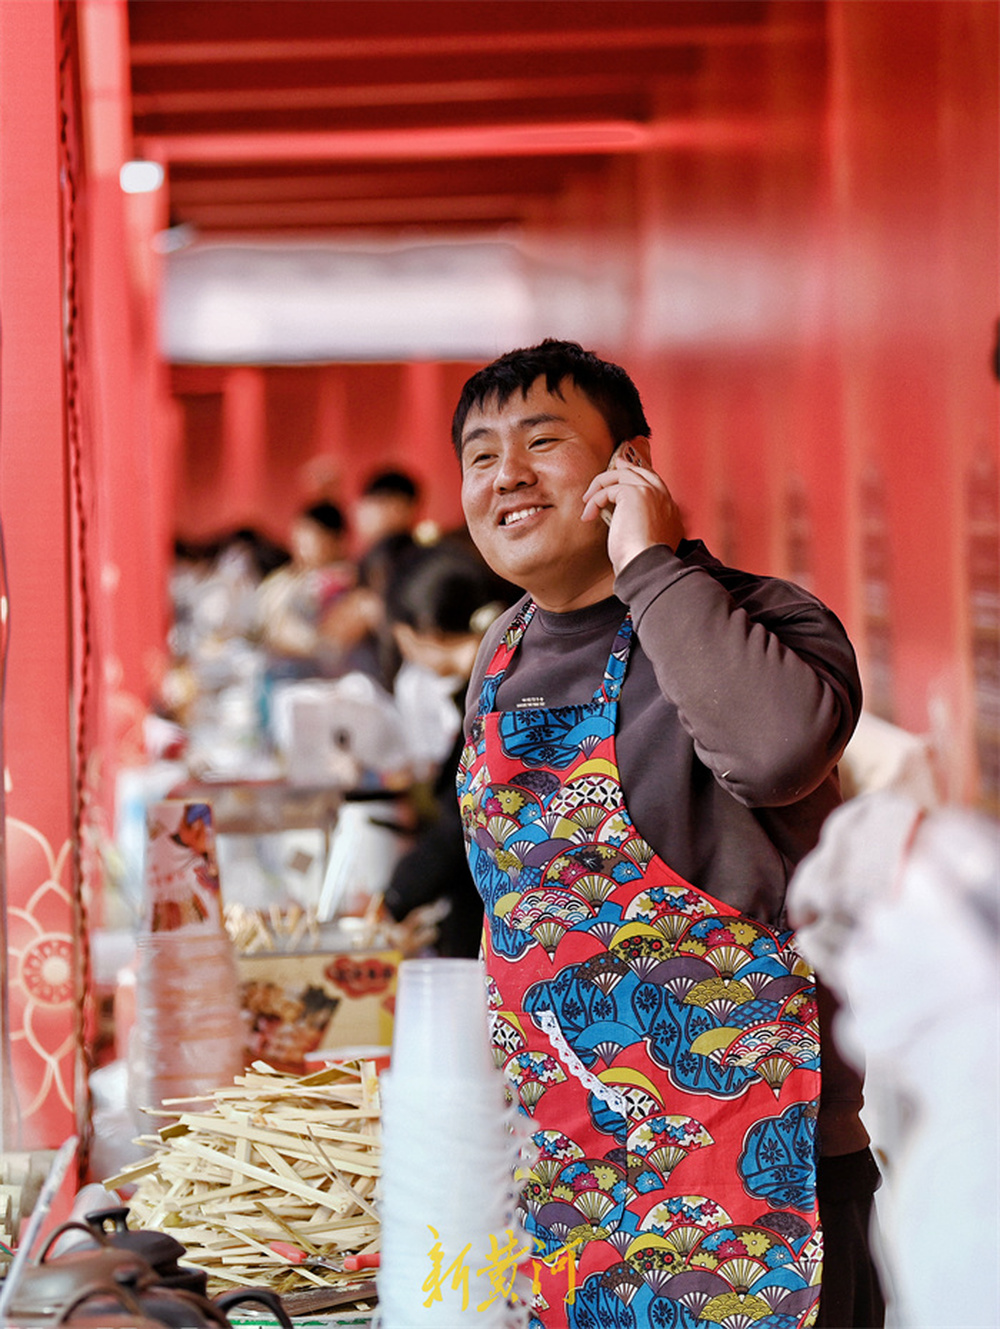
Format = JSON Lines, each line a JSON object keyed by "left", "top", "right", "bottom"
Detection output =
{"left": 131, "top": 73, "right": 643, "bottom": 116}
{"left": 141, "top": 117, "right": 779, "bottom": 165}
{"left": 169, "top": 170, "right": 566, "bottom": 205}
{"left": 173, "top": 193, "right": 538, "bottom": 226}
{"left": 129, "top": 21, "right": 820, "bottom": 66}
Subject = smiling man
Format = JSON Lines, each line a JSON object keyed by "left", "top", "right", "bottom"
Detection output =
{"left": 453, "top": 340, "right": 884, "bottom": 1329}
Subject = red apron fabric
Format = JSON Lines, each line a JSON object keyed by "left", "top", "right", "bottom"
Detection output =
{"left": 457, "top": 602, "right": 823, "bottom": 1328}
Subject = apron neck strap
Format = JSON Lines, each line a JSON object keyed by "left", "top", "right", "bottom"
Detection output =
{"left": 593, "top": 613, "right": 633, "bottom": 703}
{"left": 477, "top": 601, "right": 634, "bottom": 714}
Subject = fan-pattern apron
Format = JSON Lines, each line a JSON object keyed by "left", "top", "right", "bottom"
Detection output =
{"left": 457, "top": 602, "right": 823, "bottom": 1329}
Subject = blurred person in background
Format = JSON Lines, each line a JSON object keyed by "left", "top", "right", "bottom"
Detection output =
{"left": 159, "top": 526, "right": 289, "bottom": 732}
{"left": 379, "top": 539, "right": 516, "bottom": 957}
{"left": 330, "top": 470, "right": 425, "bottom": 687}
{"left": 255, "top": 500, "right": 358, "bottom": 679}
{"left": 353, "top": 467, "right": 422, "bottom": 554}
{"left": 790, "top": 792, "right": 999, "bottom": 1329}
{"left": 170, "top": 526, "right": 287, "bottom": 662}
{"left": 330, "top": 530, "right": 421, "bottom": 687}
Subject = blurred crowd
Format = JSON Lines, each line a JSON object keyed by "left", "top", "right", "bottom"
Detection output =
{"left": 145, "top": 467, "right": 518, "bottom": 956}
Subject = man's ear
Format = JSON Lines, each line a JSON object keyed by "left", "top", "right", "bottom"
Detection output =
{"left": 614, "top": 436, "right": 652, "bottom": 468}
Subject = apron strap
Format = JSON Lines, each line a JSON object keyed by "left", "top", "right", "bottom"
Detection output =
{"left": 473, "top": 599, "right": 537, "bottom": 720}
{"left": 593, "top": 613, "right": 634, "bottom": 703}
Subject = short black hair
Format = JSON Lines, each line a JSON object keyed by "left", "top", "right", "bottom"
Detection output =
{"left": 302, "top": 500, "right": 345, "bottom": 535}
{"left": 362, "top": 469, "right": 419, "bottom": 501}
{"left": 451, "top": 339, "right": 650, "bottom": 458}
{"left": 385, "top": 541, "right": 514, "bottom": 636}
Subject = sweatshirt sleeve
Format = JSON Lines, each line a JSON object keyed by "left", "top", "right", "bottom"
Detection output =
{"left": 615, "top": 543, "right": 862, "bottom": 807}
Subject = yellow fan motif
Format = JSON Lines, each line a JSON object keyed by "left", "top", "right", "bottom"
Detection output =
{"left": 567, "top": 804, "right": 607, "bottom": 834}
{"left": 610, "top": 921, "right": 672, "bottom": 976}
{"left": 573, "top": 1188, "right": 618, "bottom": 1226}
{"left": 564, "top": 756, "right": 620, "bottom": 786}
{"left": 690, "top": 1027, "right": 742, "bottom": 1058}
{"left": 714, "top": 1255, "right": 769, "bottom": 1294}
{"left": 491, "top": 784, "right": 533, "bottom": 815}
{"left": 598, "top": 1066, "right": 664, "bottom": 1103}
{"left": 754, "top": 1054, "right": 799, "bottom": 1095}
{"left": 567, "top": 873, "right": 617, "bottom": 905}
{"left": 700, "top": 1291, "right": 772, "bottom": 1321}
{"left": 493, "top": 891, "right": 523, "bottom": 919}
{"left": 686, "top": 943, "right": 754, "bottom": 979}
{"left": 486, "top": 812, "right": 521, "bottom": 844}
{"left": 567, "top": 1222, "right": 605, "bottom": 1249}
{"left": 662, "top": 1226, "right": 708, "bottom": 1260}
{"left": 611, "top": 920, "right": 668, "bottom": 947}
{"left": 616, "top": 833, "right": 654, "bottom": 865}
{"left": 685, "top": 978, "right": 754, "bottom": 1008}
{"left": 623, "top": 1233, "right": 673, "bottom": 1262}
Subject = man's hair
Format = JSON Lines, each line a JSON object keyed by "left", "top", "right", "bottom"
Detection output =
{"left": 362, "top": 468, "right": 419, "bottom": 501}
{"left": 451, "top": 339, "right": 650, "bottom": 458}
{"left": 385, "top": 540, "right": 514, "bottom": 636}
{"left": 302, "top": 500, "right": 345, "bottom": 535}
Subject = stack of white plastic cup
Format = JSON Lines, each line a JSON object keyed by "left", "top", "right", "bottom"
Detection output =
{"left": 131, "top": 800, "right": 245, "bottom": 1112}
{"left": 377, "top": 958, "right": 529, "bottom": 1329}
{"left": 133, "top": 931, "right": 245, "bottom": 1107}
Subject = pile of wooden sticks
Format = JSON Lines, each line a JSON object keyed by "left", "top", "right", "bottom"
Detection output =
{"left": 104, "top": 1059, "right": 381, "bottom": 1307}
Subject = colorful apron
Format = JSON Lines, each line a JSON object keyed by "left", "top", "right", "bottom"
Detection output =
{"left": 456, "top": 603, "right": 823, "bottom": 1329}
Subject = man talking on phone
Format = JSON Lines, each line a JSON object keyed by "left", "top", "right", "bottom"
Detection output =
{"left": 454, "top": 340, "right": 883, "bottom": 1328}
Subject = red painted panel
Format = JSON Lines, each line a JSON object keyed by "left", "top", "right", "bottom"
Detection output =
{"left": 827, "top": 0, "right": 999, "bottom": 800}
{"left": 172, "top": 361, "right": 474, "bottom": 551}
{"left": 0, "top": 0, "right": 77, "bottom": 1150}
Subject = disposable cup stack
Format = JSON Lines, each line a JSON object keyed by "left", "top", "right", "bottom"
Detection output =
{"left": 377, "top": 958, "right": 529, "bottom": 1329}
{"left": 131, "top": 800, "right": 245, "bottom": 1112}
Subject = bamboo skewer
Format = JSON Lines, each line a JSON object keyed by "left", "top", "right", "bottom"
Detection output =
{"left": 105, "top": 1059, "right": 381, "bottom": 1309}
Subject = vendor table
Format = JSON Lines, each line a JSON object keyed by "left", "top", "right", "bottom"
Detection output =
{"left": 169, "top": 777, "right": 344, "bottom": 837}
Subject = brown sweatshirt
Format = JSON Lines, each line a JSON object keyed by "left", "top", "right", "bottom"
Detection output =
{"left": 464, "top": 539, "right": 869, "bottom": 1156}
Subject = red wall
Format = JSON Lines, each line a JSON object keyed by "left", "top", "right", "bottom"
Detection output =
{"left": 0, "top": 0, "right": 79, "bottom": 1152}
{"left": 171, "top": 360, "right": 477, "bottom": 550}
{"left": 167, "top": 2, "right": 999, "bottom": 809}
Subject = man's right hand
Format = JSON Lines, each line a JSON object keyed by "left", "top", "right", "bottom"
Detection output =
{"left": 581, "top": 439, "right": 685, "bottom": 574}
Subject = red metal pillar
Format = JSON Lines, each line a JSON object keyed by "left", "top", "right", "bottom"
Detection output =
{"left": 0, "top": 0, "right": 77, "bottom": 1149}
{"left": 220, "top": 366, "right": 269, "bottom": 530}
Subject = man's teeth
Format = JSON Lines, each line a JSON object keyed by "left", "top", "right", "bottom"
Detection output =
{"left": 503, "top": 507, "right": 541, "bottom": 526}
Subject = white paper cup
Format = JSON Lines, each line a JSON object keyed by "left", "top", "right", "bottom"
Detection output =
{"left": 390, "top": 958, "right": 496, "bottom": 1084}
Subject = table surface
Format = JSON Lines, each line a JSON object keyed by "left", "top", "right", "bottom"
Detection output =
{"left": 227, "top": 1316, "right": 371, "bottom": 1327}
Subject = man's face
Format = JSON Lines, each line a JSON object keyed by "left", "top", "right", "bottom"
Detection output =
{"left": 460, "top": 377, "right": 617, "bottom": 611}
{"left": 291, "top": 517, "right": 342, "bottom": 569}
{"left": 355, "top": 493, "right": 414, "bottom": 550}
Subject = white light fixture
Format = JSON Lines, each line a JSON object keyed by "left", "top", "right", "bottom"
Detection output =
{"left": 119, "top": 159, "right": 164, "bottom": 194}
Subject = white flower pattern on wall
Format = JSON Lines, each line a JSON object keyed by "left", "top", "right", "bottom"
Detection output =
{"left": 6, "top": 818, "right": 76, "bottom": 1127}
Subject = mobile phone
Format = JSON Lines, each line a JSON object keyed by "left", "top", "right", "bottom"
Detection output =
{"left": 599, "top": 441, "right": 644, "bottom": 526}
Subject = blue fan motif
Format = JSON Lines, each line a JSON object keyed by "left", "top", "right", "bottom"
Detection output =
{"left": 740, "top": 1102, "right": 819, "bottom": 1211}
{"left": 567, "top": 1278, "right": 640, "bottom": 1329}
{"left": 643, "top": 989, "right": 757, "bottom": 1098}
{"left": 498, "top": 703, "right": 611, "bottom": 769}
